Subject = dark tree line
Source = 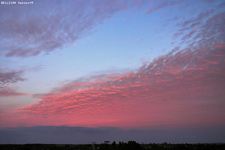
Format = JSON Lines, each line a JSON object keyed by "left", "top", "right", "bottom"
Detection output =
{"left": 0, "top": 142, "right": 225, "bottom": 150}
{"left": 98, "top": 141, "right": 143, "bottom": 150}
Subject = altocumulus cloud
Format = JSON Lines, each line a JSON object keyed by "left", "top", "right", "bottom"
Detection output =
{"left": 0, "top": 0, "right": 190, "bottom": 57}
{"left": 0, "top": 0, "right": 146, "bottom": 57}
{"left": 11, "top": 42, "right": 225, "bottom": 128}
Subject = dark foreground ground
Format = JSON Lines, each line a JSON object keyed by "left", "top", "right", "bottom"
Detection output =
{"left": 1, "top": 141, "right": 225, "bottom": 150}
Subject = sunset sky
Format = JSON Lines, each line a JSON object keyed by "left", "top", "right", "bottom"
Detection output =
{"left": 0, "top": 0, "right": 225, "bottom": 144}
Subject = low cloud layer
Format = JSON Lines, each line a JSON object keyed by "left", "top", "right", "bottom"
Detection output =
{"left": 1, "top": 126, "right": 225, "bottom": 144}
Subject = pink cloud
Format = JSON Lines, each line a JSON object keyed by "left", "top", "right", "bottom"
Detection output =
{"left": 5, "top": 43, "right": 223, "bottom": 128}
{"left": 215, "top": 44, "right": 225, "bottom": 50}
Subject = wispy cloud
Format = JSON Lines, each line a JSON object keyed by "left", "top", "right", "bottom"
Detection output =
{"left": 0, "top": 86, "right": 28, "bottom": 97}
{"left": 0, "top": 69, "right": 27, "bottom": 97}
{"left": 173, "top": 10, "right": 225, "bottom": 50}
{"left": 0, "top": 70, "right": 26, "bottom": 85}
{"left": 146, "top": 0, "right": 181, "bottom": 14}
{"left": 0, "top": 0, "right": 145, "bottom": 57}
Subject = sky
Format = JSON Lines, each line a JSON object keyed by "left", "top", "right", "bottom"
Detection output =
{"left": 0, "top": 0, "right": 225, "bottom": 144}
